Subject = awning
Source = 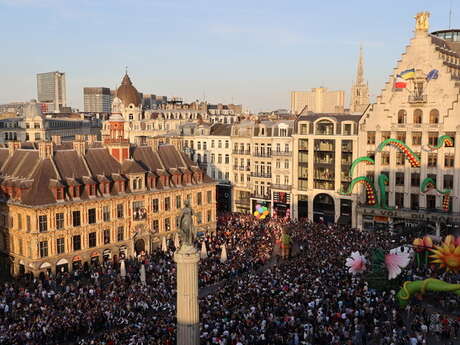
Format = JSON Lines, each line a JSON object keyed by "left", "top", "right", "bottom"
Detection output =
{"left": 39, "top": 262, "right": 51, "bottom": 269}
{"left": 337, "top": 215, "right": 351, "bottom": 225}
{"left": 72, "top": 256, "right": 82, "bottom": 262}
{"left": 374, "top": 216, "right": 389, "bottom": 223}
{"left": 91, "top": 251, "right": 100, "bottom": 258}
{"left": 56, "top": 258, "right": 69, "bottom": 265}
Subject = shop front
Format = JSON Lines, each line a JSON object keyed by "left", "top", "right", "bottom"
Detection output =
{"left": 56, "top": 258, "right": 69, "bottom": 273}
{"left": 273, "top": 192, "right": 291, "bottom": 219}
{"left": 90, "top": 251, "right": 100, "bottom": 265}
{"left": 72, "top": 256, "right": 82, "bottom": 270}
{"left": 358, "top": 206, "right": 460, "bottom": 235}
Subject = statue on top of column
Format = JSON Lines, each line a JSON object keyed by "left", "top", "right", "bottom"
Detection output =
{"left": 415, "top": 11, "right": 430, "bottom": 32}
{"left": 178, "top": 200, "right": 195, "bottom": 248}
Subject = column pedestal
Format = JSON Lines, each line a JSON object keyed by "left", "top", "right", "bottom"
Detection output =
{"left": 174, "top": 245, "right": 200, "bottom": 345}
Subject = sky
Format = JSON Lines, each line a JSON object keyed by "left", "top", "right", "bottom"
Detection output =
{"left": 0, "top": 0, "right": 459, "bottom": 113}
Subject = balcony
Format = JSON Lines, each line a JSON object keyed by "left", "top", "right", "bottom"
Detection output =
{"left": 233, "top": 165, "right": 250, "bottom": 171}
{"left": 250, "top": 192, "right": 271, "bottom": 200}
{"left": 314, "top": 174, "right": 335, "bottom": 181}
{"left": 252, "top": 152, "right": 271, "bottom": 158}
{"left": 315, "top": 158, "right": 334, "bottom": 165}
{"left": 314, "top": 144, "right": 334, "bottom": 152}
{"left": 314, "top": 181, "right": 335, "bottom": 190}
{"left": 271, "top": 183, "right": 292, "bottom": 190}
{"left": 408, "top": 95, "right": 427, "bottom": 103}
{"left": 272, "top": 151, "right": 292, "bottom": 156}
{"left": 233, "top": 150, "right": 251, "bottom": 155}
{"left": 251, "top": 172, "right": 272, "bottom": 178}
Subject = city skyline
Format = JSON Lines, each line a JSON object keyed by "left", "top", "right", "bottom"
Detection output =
{"left": 1, "top": 0, "right": 459, "bottom": 112}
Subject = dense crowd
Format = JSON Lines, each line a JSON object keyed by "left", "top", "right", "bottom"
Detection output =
{"left": 0, "top": 214, "right": 459, "bottom": 344}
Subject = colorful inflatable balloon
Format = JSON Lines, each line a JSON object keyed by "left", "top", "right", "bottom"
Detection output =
{"left": 254, "top": 204, "right": 269, "bottom": 219}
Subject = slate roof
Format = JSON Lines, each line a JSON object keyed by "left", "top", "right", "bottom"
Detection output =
{"left": 0, "top": 143, "right": 215, "bottom": 206}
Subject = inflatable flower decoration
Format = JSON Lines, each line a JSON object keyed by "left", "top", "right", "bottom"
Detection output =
{"left": 430, "top": 236, "right": 460, "bottom": 273}
{"left": 346, "top": 247, "right": 411, "bottom": 280}
{"left": 385, "top": 248, "right": 411, "bottom": 280}
{"left": 345, "top": 251, "right": 367, "bottom": 274}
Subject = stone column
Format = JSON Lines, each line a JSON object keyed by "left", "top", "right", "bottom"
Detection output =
{"left": 174, "top": 245, "right": 200, "bottom": 345}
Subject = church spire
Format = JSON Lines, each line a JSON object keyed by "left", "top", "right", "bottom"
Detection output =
{"left": 356, "top": 45, "right": 364, "bottom": 85}
{"left": 350, "top": 45, "right": 370, "bottom": 114}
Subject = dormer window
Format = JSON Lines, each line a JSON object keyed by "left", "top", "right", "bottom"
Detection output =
{"left": 73, "top": 186, "right": 80, "bottom": 198}
{"left": 103, "top": 182, "right": 110, "bottom": 194}
{"left": 119, "top": 181, "right": 125, "bottom": 193}
{"left": 56, "top": 188, "right": 64, "bottom": 200}
{"left": 132, "top": 176, "right": 144, "bottom": 191}
{"left": 261, "top": 128, "right": 265, "bottom": 135}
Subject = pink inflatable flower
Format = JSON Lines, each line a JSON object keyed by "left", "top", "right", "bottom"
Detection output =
{"left": 385, "top": 249, "right": 411, "bottom": 280}
{"left": 345, "top": 251, "right": 367, "bottom": 274}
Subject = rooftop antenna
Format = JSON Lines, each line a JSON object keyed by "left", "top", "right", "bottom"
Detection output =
{"left": 449, "top": 0, "right": 453, "bottom": 29}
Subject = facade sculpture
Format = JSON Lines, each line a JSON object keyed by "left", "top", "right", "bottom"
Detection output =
{"left": 415, "top": 11, "right": 430, "bottom": 32}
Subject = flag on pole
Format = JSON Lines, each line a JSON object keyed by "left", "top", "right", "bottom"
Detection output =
{"left": 399, "top": 68, "right": 415, "bottom": 80}
{"left": 394, "top": 75, "right": 407, "bottom": 89}
{"left": 426, "top": 69, "right": 439, "bottom": 81}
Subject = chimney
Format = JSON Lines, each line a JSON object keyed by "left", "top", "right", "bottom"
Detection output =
{"left": 73, "top": 139, "right": 87, "bottom": 156}
{"left": 38, "top": 141, "right": 53, "bottom": 159}
{"left": 7, "top": 141, "right": 21, "bottom": 156}
{"left": 51, "top": 135, "right": 62, "bottom": 145}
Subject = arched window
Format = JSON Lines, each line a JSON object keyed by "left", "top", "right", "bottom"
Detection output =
{"left": 413, "top": 109, "right": 423, "bottom": 124}
{"left": 429, "top": 109, "right": 439, "bottom": 124}
{"left": 397, "top": 110, "right": 407, "bottom": 124}
{"left": 316, "top": 120, "right": 334, "bottom": 135}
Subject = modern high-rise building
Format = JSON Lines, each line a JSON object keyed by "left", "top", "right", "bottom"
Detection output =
{"left": 290, "top": 87, "right": 345, "bottom": 115}
{"left": 36, "top": 71, "right": 67, "bottom": 113}
{"left": 83, "top": 87, "right": 112, "bottom": 113}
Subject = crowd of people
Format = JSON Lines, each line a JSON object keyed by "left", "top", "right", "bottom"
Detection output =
{"left": 0, "top": 214, "right": 459, "bottom": 344}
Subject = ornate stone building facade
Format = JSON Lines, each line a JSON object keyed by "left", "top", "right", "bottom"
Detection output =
{"left": 103, "top": 73, "right": 243, "bottom": 142}
{"left": 355, "top": 13, "right": 460, "bottom": 232}
{"left": 0, "top": 115, "right": 216, "bottom": 277}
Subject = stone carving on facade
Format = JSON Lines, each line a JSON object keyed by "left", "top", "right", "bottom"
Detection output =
{"left": 415, "top": 11, "right": 430, "bottom": 32}
{"left": 112, "top": 97, "right": 122, "bottom": 114}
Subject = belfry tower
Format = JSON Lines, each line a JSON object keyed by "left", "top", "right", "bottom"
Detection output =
{"left": 350, "top": 46, "right": 370, "bottom": 113}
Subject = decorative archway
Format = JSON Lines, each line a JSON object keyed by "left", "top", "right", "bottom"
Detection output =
{"left": 313, "top": 193, "right": 335, "bottom": 223}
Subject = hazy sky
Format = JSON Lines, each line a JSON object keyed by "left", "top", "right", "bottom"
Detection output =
{"left": 1, "top": 0, "right": 459, "bottom": 112}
